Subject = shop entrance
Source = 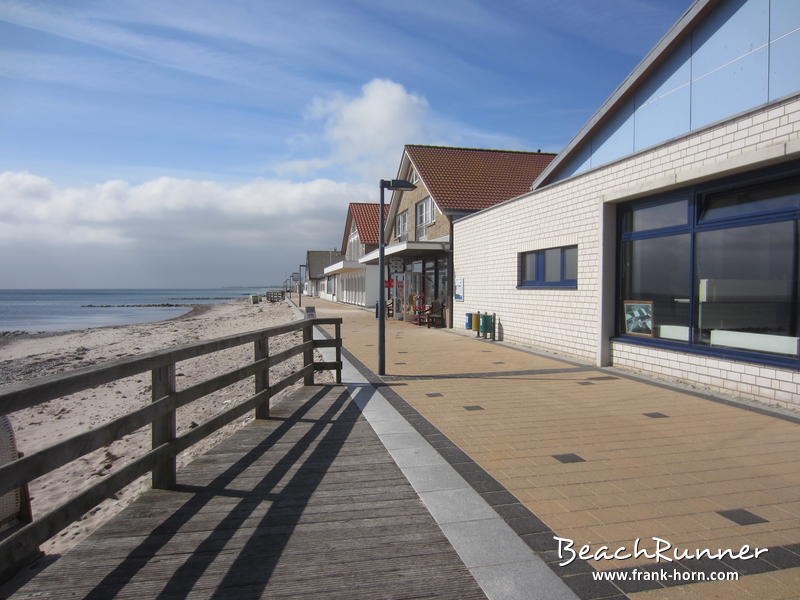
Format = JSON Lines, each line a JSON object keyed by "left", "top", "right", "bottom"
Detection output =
{"left": 389, "top": 257, "right": 448, "bottom": 324}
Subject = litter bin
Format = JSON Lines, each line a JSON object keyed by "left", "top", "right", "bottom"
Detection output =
{"left": 465, "top": 313, "right": 473, "bottom": 330}
{"left": 471, "top": 313, "right": 480, "bottom": 331}
{"left": 480, "top": 313, "right": 492, "bottom": 335}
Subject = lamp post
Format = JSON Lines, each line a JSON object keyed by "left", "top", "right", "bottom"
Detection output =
{"left": 298, "top": 263, "right": 307, "bottom": 307}
{"left": 378, "top": 179, "right": 416, "bottom": 375}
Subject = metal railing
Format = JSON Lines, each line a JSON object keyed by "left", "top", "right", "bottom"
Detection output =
{"left": 0, "top": 317, "right": 342, "bottom": 578}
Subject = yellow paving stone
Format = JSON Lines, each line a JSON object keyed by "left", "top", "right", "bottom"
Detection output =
{"left": 628, "top": 587, "right": 692, "bottom": 599}
{"left": 311, "top": 299, "right": 800, "bottom": 599}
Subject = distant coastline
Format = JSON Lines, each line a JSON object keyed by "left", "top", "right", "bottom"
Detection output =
{"left": 0, "top": 288, "right": 265, "bottom": 335}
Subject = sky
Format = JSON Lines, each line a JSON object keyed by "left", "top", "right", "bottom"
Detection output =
{"left": 0, "top": 0, "right": 690, "bottom": 288}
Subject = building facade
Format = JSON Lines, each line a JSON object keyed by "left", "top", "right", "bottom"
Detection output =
{"left": 453, "top": 0, "right": 800, "bottom": 408}
{"left": 304, "top": 250, "right": 342, "bottom": 298}
{"left": 323, "top": 203, "right": 386, "bottom": 308}
{"left": 361, "top": 145, "right": 555, "bottom": 326}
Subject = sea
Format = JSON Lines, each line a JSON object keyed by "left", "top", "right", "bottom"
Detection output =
{"left": 0, "top": 288, "right": 271, "bottom": 333}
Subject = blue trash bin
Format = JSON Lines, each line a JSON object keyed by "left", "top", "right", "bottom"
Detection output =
{"left": 465, "top": 313, "right": 473, "bottom": 330}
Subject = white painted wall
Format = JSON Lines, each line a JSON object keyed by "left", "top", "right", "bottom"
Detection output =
{"left": 336, "top": 265, "right": 379, "bottom": 308}
{"left": 454, "top": 94, "right": 800, "bottom": 408}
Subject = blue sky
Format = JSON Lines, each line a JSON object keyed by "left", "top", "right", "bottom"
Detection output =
{"left": 0, "top": 0, "right": 689, "bottom": 287}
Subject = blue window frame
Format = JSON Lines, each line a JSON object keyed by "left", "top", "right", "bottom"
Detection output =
{"left": 616, "top": 160, "right": 800, "bottom": 369}
{"left": 518, "top": 245, "right": 578, "bottom": 289}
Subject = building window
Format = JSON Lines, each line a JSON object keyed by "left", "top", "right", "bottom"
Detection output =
{"left": 415, "top": 197, "right": 434, "bottom": 241}
{"left": 395, "top": 210, "right": 408, "bottom": 242}
{"left": 617, "top": 164, "right": 800, "bottom": 365}
{"left": 410, "top": 169, "right": 419, "bottom": 184}
{"left": 346, "top": 222, "right": 361, "bottom": 261}
{"left": 518, "top": 245, "right": 578, "bottom": 288}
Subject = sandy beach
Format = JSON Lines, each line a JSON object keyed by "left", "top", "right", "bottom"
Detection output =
{"left": 0, "top": 298, "right": 325, "bottom": 556}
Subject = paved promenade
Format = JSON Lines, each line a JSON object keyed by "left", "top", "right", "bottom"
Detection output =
{"left": 309, "top": 297, "right": 800, "bottom": 600}
{"left": 3, "top": 385, "right": 488, "bottom": 600}
{"left": 5, "top": 296, "right": 800, "bottom": 600}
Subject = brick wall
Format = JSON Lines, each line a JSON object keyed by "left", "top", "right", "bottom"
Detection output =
{"left": 453, "top": 94, "right": 800, "bottom": 407}
{"left": 612, "top": 342, "right": 800, "bottom": 410}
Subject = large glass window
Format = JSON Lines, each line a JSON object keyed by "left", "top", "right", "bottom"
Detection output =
{"left": 700, "top": 176, "right": 800, "bottom": 221}
{"left": 622, "top": 234, "right": 690, "bottom": 340}
{"left": 437, "top": 257, "right": 448, "bottom": 304}
{"left": 618, "top": 164, "right": 800, "bottom": 362}
{"left": 519, "top": 246, "right": 578, "bottom": 288}
{"left": 623, "top": 196, "right": 687, "bottom": 232}
{"left": 695, "top": 221, "right": 798, "bottom": 355}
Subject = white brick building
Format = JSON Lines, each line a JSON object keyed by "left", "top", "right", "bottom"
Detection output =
{"left": 453, "top": 0, "right": 800, "bottom": 409}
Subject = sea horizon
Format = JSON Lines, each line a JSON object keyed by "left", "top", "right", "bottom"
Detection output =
{"left": 0, "top": 287, "right": 279, "bottom": 334}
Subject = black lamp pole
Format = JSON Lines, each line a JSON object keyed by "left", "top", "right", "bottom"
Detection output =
{"left": 298, "top": 264, "right": 306, "bottom": 307}
{"left": 378, "top": 179, "right": 416, "bottom": 375}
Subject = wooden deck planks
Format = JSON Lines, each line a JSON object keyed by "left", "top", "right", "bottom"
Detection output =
{"left": 5, "top": 384, "right": 486, "bottom": 600}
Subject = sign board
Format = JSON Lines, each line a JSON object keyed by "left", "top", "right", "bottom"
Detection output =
{"left": 454, "top": 278, "right": 464, "bottom": 302}
{"left": 388, "top": 258, "right": 403, "bottom": 274}
{"left": 384, "top": 279, "right": 395, "bottom": 288}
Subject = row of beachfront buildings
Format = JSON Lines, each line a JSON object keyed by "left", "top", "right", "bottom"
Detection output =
{"left": 298, "top": 0, "right": 800, "bottom": 410}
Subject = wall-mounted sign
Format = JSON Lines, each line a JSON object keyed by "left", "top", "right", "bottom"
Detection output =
{"left": 389, "top": 258, "right": 403, "bottom": 274}
{"left": 454, "top": 278, "right": 464, "bottom": 302}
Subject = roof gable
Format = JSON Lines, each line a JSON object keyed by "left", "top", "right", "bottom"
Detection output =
{"left": 345, "top": 203, "right": 389, "bottom": 249}
{"left": 535, "top": 0, "right": 800, "bottom": 188}
{"left": 404, "top": 145, "right": 556, "bottom": 212}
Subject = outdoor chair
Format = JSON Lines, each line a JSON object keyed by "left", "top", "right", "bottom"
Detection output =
{"left": 419, "top": 300, "right": 444, "bottom": 328}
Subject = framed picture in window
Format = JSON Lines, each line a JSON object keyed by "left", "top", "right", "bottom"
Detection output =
{"left": 623, "top": 300, "right": 654, "bottom": 337}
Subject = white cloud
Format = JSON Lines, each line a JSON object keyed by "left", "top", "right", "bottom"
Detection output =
{"left": 272, "top": 158, "right": 332, "bottom": 177}
{"left": 275, "top": 78, "right": 526, "bottom": 183}
{"left": 0, "top": 171, "right": 370, "bottom": 246}
{"left": 275, "top": 78, "right": 432, "bottom": 183}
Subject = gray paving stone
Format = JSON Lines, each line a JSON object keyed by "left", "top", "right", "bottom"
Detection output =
{"left": 470, "top": 560, "right": 578, "bottom": 600}
{"left": 439, "top": 518, "right": 535, "bottom": 568}
{"left": 378, "top": 431, "right": 429, "bottom": 450}
{"left": 388, "top": 445, "right": 449, "bottom": 468}
{"left": 419, "top": 488, "right": 500, "bottom": 524}
{"left": 400, "top": 464, "right": 471, "bottom": 493}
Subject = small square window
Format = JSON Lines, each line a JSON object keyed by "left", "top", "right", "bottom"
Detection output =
{"left": 518, "top": 245, "right": 578, "bottom": 288}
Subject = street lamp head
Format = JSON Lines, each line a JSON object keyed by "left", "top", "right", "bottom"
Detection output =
{"left": 380, "top": 179, "right": 417, "bottom": 191}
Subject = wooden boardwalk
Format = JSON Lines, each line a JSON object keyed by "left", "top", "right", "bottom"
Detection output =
{"left": 6, "top": 385, "right": 486, "bottom": 600}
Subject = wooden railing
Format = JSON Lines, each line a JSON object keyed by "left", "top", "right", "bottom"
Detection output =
{"left": 0, "top": 317, "right": 342, "bottom": 578}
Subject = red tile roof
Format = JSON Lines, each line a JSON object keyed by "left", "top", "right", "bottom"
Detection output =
{"left": 405, "top": 145, "right": 556, "bottom": 212}
{"left": 349, "top": 202, "right": 390, "bottom": 246}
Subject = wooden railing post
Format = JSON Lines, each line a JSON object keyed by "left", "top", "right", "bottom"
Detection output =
{"left": 151, "top": 363, "right": 176, "bottom": 489}
{"left": 303, "top": 322, "right": 314, "bottom": 385}
{"left": 335, "top": 322, "right": 342, "bottom": 383}
{"left": 254, "top": 335, "right": 270, "bottom": 420}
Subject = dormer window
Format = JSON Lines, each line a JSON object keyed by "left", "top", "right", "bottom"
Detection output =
{"left": 395, "top": 210, "right": 408, "bottom": 242}
{"left": 415, "top": 197, "right": 434, "bottom": 241}
{"left": 346, "top": 220, "right": 361, "bottom": 260}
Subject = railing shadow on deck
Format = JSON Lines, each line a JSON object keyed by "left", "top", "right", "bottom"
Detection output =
{"left": 77, "top": 384, "right": 370, "bottom": 600}
{"left": 0, "top": 315, "right": 343, "bottom": 583}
